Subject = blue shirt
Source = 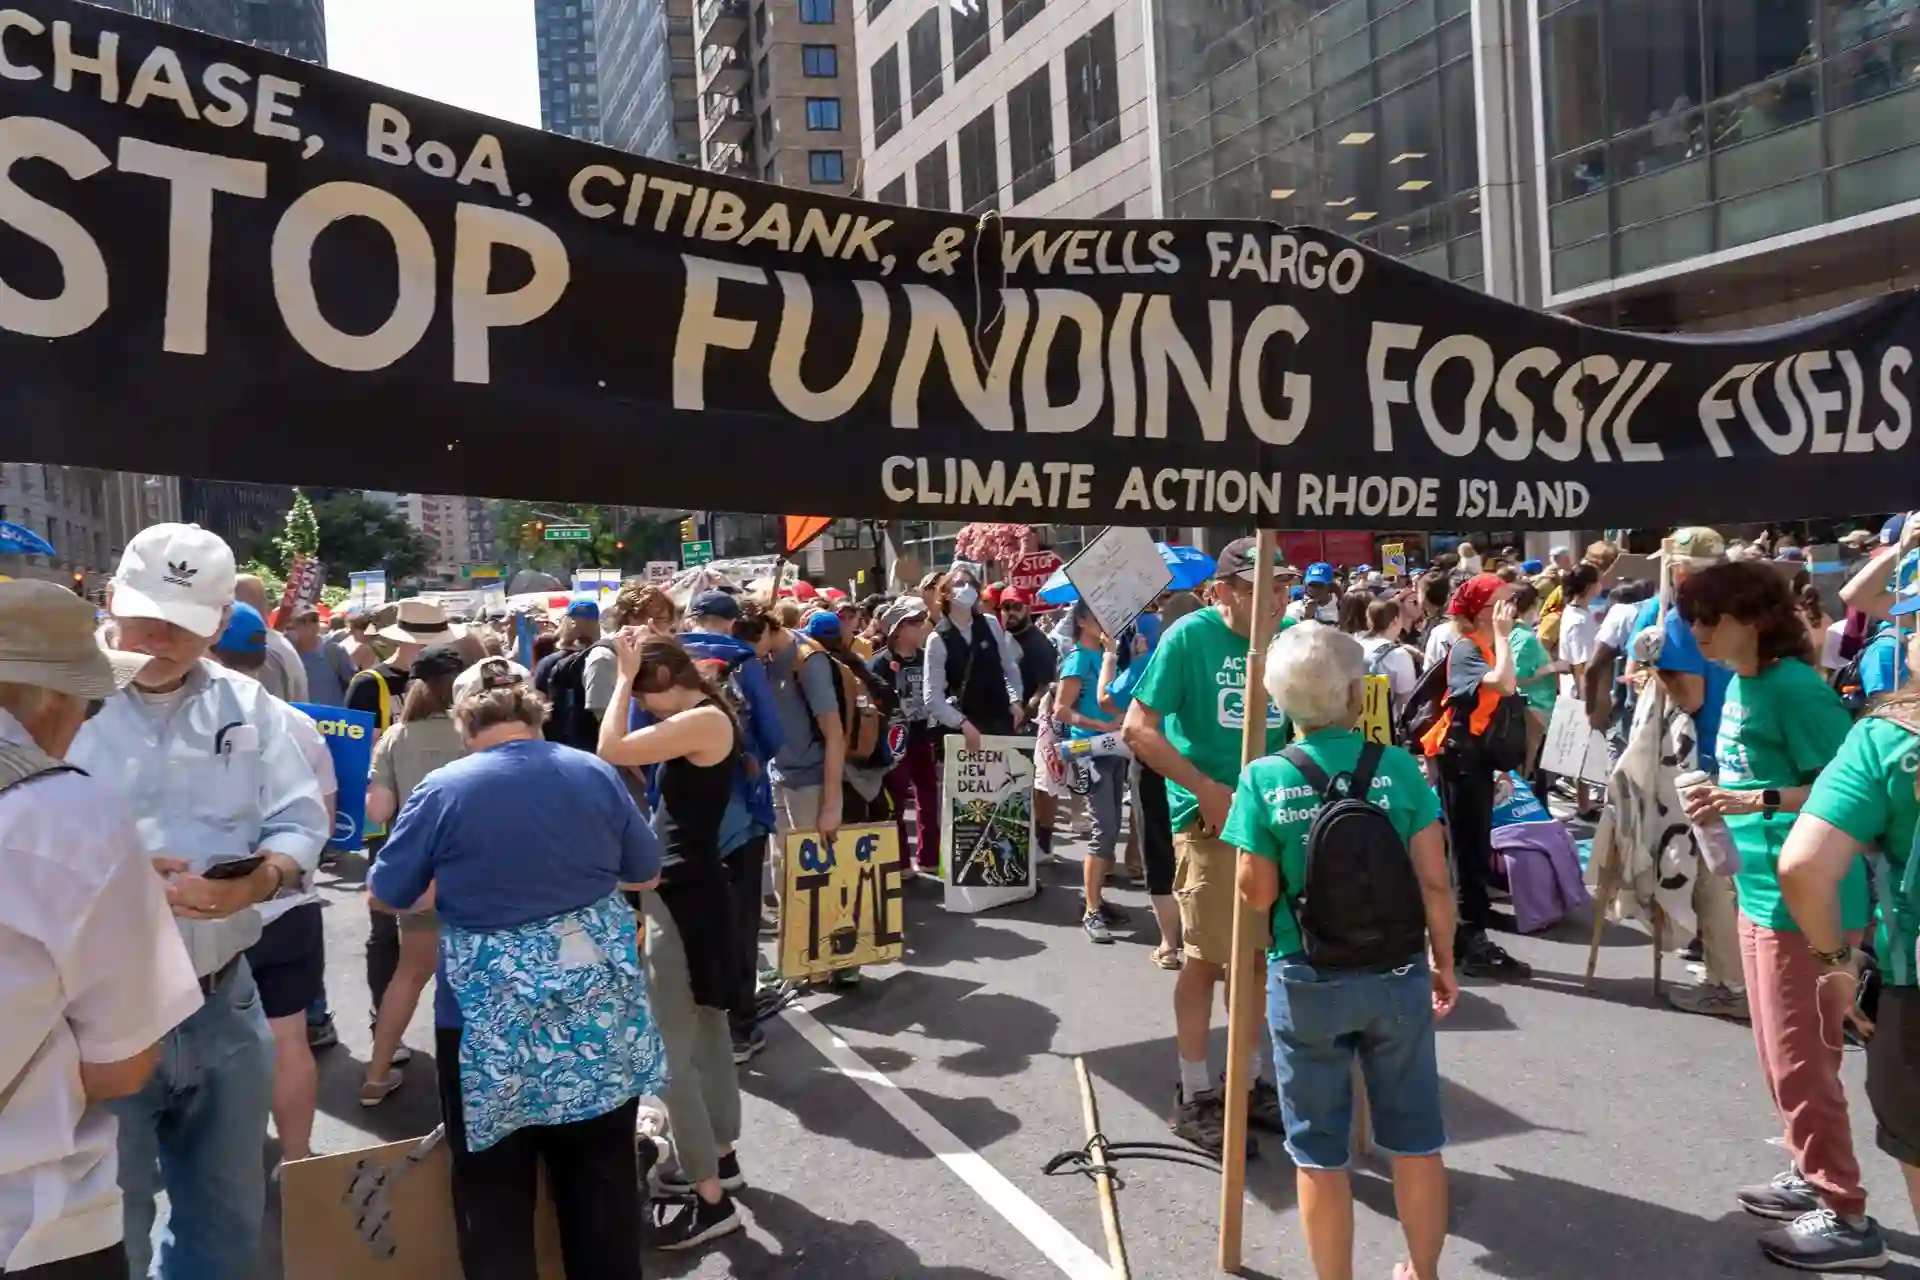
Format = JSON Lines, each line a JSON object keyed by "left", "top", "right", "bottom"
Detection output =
{"left": 368, "top": 738, "right": 662, "bottom": 1026}
{"left": 1059, "top": 645, "right": 1113, "bottom": 739}
{"left": 1634, "top": 597, "right": 1734, "bottom": 772}
{"left": 1861, "top": 626, "right": 1906, "bottom": 697}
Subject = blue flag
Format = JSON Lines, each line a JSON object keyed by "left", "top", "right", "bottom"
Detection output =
{"left": 294, "top": 702, "right": 377, "bottom": 850}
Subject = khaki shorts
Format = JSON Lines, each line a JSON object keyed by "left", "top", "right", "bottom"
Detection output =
{"left": 1174, "top": 828, "right": 1267, "bottom": 965}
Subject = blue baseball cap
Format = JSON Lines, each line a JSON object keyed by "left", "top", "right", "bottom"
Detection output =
{"left": 218, "top": 601, "right": 267, "bottom": 654}
{"left": 1352, "top": 563, "right": 1371, "bottom": 575}
{"left": 1520, "top": 558, "right": 1543, "bottom": 574}
{"left": 1890, "top": 588, "right": 1920, "bottom": 618}
{"left": 1303, "top": 562, "right": 1335, "bottom": 585}
{"left": 1883, "top": 514, "right": 1907, "bottom": 545}
{"left": 802, "top": 611, "right": 841, "bottom": 640}
{"left": 566, "top": 599, "right": 601, "bottom": 620}
{"left": 689, "top": 589, "right": 740, "bottom": 620}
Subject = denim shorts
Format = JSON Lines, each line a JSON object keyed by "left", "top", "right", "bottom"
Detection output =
{"left": 1266, "top": 955, "right": 1447, "bottom": 1170}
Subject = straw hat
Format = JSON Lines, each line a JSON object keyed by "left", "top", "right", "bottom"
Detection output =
{"left": 376, "top": 598, "right": 463, "bottom": 647}
{"left": 0, "top": 580, "right": 149, "bottom": 696}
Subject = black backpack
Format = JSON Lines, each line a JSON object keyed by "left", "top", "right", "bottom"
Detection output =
{"left": 543, "top": 641, "right": 608, "bottom": 750}
{"left": 1831, "top": 650, "right": 1869, "bottom": 716}
{"left": 1396, "top": 657, "right": 1451, "bottom": 745}
{"left": 1279, "top": 744, "right": 1428, "bottom": 971}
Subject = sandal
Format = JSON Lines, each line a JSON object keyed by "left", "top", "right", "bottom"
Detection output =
{"left": 359, "top": 1070, "right": 404, "bottom": 1107}
{"left": 1152, "top": 944, "right": 1184, "bottom": 971}
{"left": 1393, "top": 1263, "right": 1420, "bottom": 1280}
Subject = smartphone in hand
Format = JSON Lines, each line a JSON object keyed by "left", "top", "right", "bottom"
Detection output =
{"left": 201, "top": 854, "right": 267, "bottom": 881}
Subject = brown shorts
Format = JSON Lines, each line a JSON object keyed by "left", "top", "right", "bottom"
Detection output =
{"left": 1173, "top": 828, "right": 1267, "bottom": 965}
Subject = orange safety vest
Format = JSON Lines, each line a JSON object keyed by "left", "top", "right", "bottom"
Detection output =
{"left": 1420, "top": 634, "right": 1501, "bottom": 758}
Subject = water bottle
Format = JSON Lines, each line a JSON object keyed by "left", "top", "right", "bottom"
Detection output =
{"left": 1675, "top": 768, "right": 1739, "bottom": 876}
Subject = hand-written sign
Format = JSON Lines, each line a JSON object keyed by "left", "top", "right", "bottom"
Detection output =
{"left": 1539, "top": 696, "right": 1612, "bottom": 786}
{"left": 778, "top": 824, "right": 906, "bottom": 980}
{"left": 1359, "top": 674, "right": 1392, "bottom": 745}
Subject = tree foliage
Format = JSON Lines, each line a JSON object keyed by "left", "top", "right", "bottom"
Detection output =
{"left": 273, "top": 489, "right": 321, "bottom": 570}
{"left": 311, "top": 492, "right": 432, "bottom": 585}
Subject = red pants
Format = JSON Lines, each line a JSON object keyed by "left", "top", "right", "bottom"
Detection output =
{"left": 884, "top": 732, "right": 941, "bottom": 870}
{"left": 1739, "top": 914, "right": 1867, "bottom": 1217}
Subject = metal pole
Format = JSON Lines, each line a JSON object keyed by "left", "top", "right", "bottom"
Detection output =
{"left": 1217, "top": 527, "right": 1280, "bottom": 1274}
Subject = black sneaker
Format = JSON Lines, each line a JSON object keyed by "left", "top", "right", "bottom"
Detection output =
{"left": 650, "top": 1191, "right": 742, "bottom": 1251}
{"left": 1458, "top": 934, "right": 1532, "bottom": 981}
{"left": 1247, "top": 1078, "right": 1284, "bottom": 1133}
{"left": 655, "top": 1155, "right": 746, "bottom": 1196}
{"left": 1679, "top": 937, "right": 1704, "bottom": 964}
{"left": 306, "top": 1015, "right": 338, "bottom": 1050}
{"left": 731, "top": 1024, "right": 766, "bottom": 1065}
{"left": 1169, "top": 1087, "right": 1255, "bottom": 1160}
{"left": 1756, "top": 1208, "right": 1888, "bottom": 1272}
{"left": 1737, "top": 1169, "right": 1823, "bottom": 1220}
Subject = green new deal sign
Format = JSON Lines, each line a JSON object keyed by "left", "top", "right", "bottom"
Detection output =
{"left": 544, "top": 525, "right": 592, "bottom": 542}
{"left": 681, "top": 539, "right": 714, "bottom": 566}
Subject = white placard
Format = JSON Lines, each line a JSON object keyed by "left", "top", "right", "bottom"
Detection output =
{"left": 1539, "top": 696, "right": 1613, "bottom": 786}
{"left": 940, "top": 735, "right": 1038, "bottom": 915}
{"left": 644, "top": 560, "right": 676, "bottom": 582}
{"left": 1061, "top": 526, "right": 1173, "bottom": 636}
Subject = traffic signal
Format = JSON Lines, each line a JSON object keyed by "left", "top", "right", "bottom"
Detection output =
{"left": 615, "top": 540, "right": 626, "bottom": 552}
{"left": 680, "top": 517, "right": 695, "bottom": 542}
{"left": 69, "top": 571, "right": 83, "bottom": 595}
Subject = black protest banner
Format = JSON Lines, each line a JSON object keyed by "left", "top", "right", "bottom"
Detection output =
{"left": 0, "top": 0, "right": 1914, "bottom": 529}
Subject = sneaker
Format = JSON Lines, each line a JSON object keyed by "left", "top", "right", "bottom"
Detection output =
{"left": 1458, "top": 935, "right": 1532, "bottom": 981}
{"left": 1169, "top": 1087, "right": 1256, "bottom": 1159}
{"left": 731, "top": 1024, "right": 767, "bottom": 1065}
{"left": 1738, "top": 1169, "right": 1823, "bottom": 1220}
{"left": 390, "top": 1044, "right": 413, "bottom": 1067}
{"left": 1668, "top": 982, "right": 1750, "bottom": 1022}
{"left": 1083, "top": 911, "right": 1115, "bottom": 944}
{"left": 655, "top": 1153, "right": 746, "bottom": 1196}
{"left": 306, "top": 1015, "right": 338, "bottom": 1050}
{"left": 650, "top": 1191, "right": 743, "bottom": 1251}
{"left": 358, "top": 1071, "right": 404, "bottom": 1108}
{"left": 826, "top": 967, "right": 861, "bottom": 990}
{"left": 1756, "top": 1209, "right": 1888, "bottom": 1271}
{"left": 1247, "top": 1078, "right": 1284, "bottom": 1133}
{"left": 1080, "top": 898, "right": 1127, "bottom": 926}
{"left": 1679, "top": 938, "right": 1704, "bottom": 964}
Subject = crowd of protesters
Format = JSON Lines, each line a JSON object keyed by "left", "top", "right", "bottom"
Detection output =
{"left": 5, "top": 516, "right": 1920, "bottom": 1280}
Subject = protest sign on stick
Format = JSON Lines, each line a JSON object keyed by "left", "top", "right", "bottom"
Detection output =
{"left": 1061, "top": 527, "right": 1174, "bottom": 637}
{"left": 777, "top": 824, "right": 906, "bottom": 981}
{"left": 941, "top": 737, "right": 1038, "bottom": 915}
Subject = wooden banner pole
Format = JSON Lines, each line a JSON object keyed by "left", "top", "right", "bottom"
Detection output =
{"left": 1074, "top": 1057, "right": 1130, "bottom": 1280}
{"left": 1217, "top": 528, "right": 1281, "bottom": 1274}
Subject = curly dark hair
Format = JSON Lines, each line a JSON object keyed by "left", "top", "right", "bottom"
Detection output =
{"left": 1675, "top": 561, "right": 1812, "bottom": 670}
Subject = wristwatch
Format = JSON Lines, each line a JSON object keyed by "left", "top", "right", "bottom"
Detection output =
{"left": 1762, "top": 788, "right": 1782, "bottom": 818}
{"left": 1811, "top": 941, "right": 1853, "bottom": 968}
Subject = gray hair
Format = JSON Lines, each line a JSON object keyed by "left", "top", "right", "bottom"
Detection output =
{"left": 1263, "top": 622, "right": 1364, "bottom": 732}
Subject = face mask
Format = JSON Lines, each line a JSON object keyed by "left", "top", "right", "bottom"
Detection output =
{"left": 952, "top": 585, "right": 979, "bottom": 609}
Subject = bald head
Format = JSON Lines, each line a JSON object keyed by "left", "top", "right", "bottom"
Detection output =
{"left": 233, "top": 574, "right": 268, "bottom": 613}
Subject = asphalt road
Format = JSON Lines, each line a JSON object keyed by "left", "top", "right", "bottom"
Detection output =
{"left": 268, "top": 829, "right": 1920, "bottom": 1280}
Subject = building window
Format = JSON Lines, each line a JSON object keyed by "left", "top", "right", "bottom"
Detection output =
{"left": 907, "top": 10, "right": 943, "bottom": 115}
{"left": 1007, "top": 65, "right": 1055, "bottom": 201}
{"left": 758, "top": 56, "right": 771, "bottom": 92}
{"left": 753, "top": 4, "right": 768, "bottom": 39}
{"left": 871, "top": 46, "right": 903, "bottom": 145}
{"left": 802, "top": 44, "right": 837, "bottom": 76}
{"left": 762, "top": 159, "right": 777, "bottom": 181}
{"left": 1066, "top": 16, "right": 1119, "bottom": 168}
{"left": 879, "top": 175, "right": 907, "bottom": 203}
{"left": 809, "top": 149, "right": 845, "bottom": 182}
{"left": 957, "top": 106, "right": 998, "bottom": 212}
{"left": 952, "top": 0, "right": 990, "bottom": 80}
{"left": 799, "top": 0, "right": 833, "bottom": 22}
{"left": 868, "top": 0, "right": 890, "bottom": 18}
{"left": 914, "top": 141, "right": 950, "bottom": 209}
{"left": 806, "top": 97, "right": 842, "bottom": 129}
{"left": 1003, "top": 0, "right": 1043, "bottom": 39}
{"left": 761, "top": 106, "right": 773, "bottom": 139}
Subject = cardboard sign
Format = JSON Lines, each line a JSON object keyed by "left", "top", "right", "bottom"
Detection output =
{"left": 1007, "top": 549, "right": 1063, "bottom": 593}
{"left": 1061, "top": 526, "right": 1173, "bottom": 637}
{"left": 644, "top": 561, "right": 676, "bottom": 582}
{"left": 1382, "top": 543, "right": 1407, "bottom": 579}
{"left": 1360, "top": 674, "right": 1393, "bottom": 745}
{"left": 347, "top": 570, "right": 388, "bottom": 610}
{"left": 942, "top": 736, "right": 1038, "bottom": 914}
{"left": 293, "top": 703, "right": 376, "bottom": 851}
{"left": 1539, "top": 696, "right": 1612, "bottom": 785}
{"left": 778, "top": 824, "right": 906, "bottom": 979}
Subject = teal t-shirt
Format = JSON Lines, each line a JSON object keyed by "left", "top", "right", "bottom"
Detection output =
{"left": 1511, "top": 623, "right": 1556, "bottom": 719}
{"left": 1717, "top": 658, "right": 1865, "bottom": 930}
{"left": 1802, "top": 714, "right": 1920, "bottom": 986}
{"left": 1059, "top": 645, "right": 1113, "bottom": 740}
{"left": 1221, "top": 728, "right": 1441, "bottom": 961}
{"left": 1132, "top": 609, "right": 1293, "bottom": 832}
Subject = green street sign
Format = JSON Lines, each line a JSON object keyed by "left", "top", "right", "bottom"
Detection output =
{"left": 681, "top": 539, "right": 714, "bottom": 566}
{"left": 544, "top": 525, "right": 592, "bottom": 542}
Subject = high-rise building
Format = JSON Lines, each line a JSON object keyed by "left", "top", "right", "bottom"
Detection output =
{"left": 596, "top": 0, "right": 700, "bottom": 163}
{"left": 699, "top": 0, "right": 861, "bottom": 188}
{"left": 395, "top": 494, "right": 496, "bottom": 585}
{"left": 238, "top": 0, "right": 327, "bottom": 61}
{"left": 536, "top": 0, "right": 604, "bottom": 142}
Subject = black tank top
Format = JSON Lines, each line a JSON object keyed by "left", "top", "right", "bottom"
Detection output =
{"left": 938, "top": 613, "right": 1014, "bottom": 735}
{"left": 655, "top": 701, "right": 740, "bottom": 887}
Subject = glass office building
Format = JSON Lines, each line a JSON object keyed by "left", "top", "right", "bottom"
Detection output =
{"left": 1540, "top": 0, "right": 1920, "bottom": 296}
{"left": 1155, "top": 0, "right": 1484, "bottom": 288}
{"left": 537, "top": 0, "right": 603, "bottom": 142}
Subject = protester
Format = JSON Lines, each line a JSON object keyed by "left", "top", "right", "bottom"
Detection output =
{"left": 1358, "top": 597, "right": 1419, "bottom": 724}
{"left": 232, "top": 573, "right": 308, "bottom": 703}
{"left": 1124, "top": 537, "right": 1293, "bottom": 1155}
{"left": 1507, "top": 582, "right": 1558, "bottom": 785}
{"left": 369, "top": 674, "right": 663, "bottom": 1279}
{"left": 286, "top": 603, "right": 356, "bottom": 707}
{"left": 999, "top": 586, "right": 1061, "bottom": 862}
{"left": 1055, "top": 601, "right": 1129, "bottom": 944}
{"left": 356, "top": 645, "right": 471, "bottom": 1105}
{"left": 1333, "top": 587, "right": 1372, "bottom": 635}
{"left": 1416, "top": 572, "right": 1458, "bottom": 667}
{"left": 73, "top": 524, "right": 328, "bottom": 1279}
{"left": 1226, "top": 624, "right": 1455, "bottom": 1280}
{"left": 1287, "top": 563, "right": 1340, "bottom": 624}
{"left": 1675, "top": 560, "right": 1880, "bottom": 1271}
{"left": 0, "top": 580, "right": 200, "bottom": 1280}
{"left": 1104, "top": 610, "right": 1182, "bottom": 967}
{"left": 533, "top": 600, "right": 607, "bottom": 749}
{"left": 1779, "top": 602, "right": 1920, "bottom": 1257}
{"left": 803, "top": 610, "right": 897, "bottom": 826}
{"left": 925, "top": 565, "right": 1026, "bottom": 745}
{"left": 1419, "top": 573, "right": 1531, "bottom": 980}
{"left": 341, "top": 608, "right": 380, "bottom": 670}
{"left": 873, "top": 595, "right": 940, "bottom": 876}
{"left": 596, "top": 634, "right": 748, "bottom": 1248}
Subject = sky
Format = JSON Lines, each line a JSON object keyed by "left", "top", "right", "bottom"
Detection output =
{"left": 324, "top": 0, "right": 541, "bottom": 128}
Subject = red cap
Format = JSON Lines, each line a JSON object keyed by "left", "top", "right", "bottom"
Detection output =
{"left": 1448, "top": 573, "right": 1506, "bottom": 618}
{"left": 1000, "top": 586, "right": 1034, "bottom": 606}
{"left": 792, "top": 581, "right": 819, "bottom": 600}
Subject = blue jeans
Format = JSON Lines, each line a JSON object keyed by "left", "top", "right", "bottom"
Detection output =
{"left": 1266, "top": 955, "right": 1446, "bottom": 1170}
{"left": 107, "top": 961, "right": 274, "bottom": 1279}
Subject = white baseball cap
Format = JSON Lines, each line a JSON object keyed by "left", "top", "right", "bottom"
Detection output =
{"left": 111, "top": 523, "right": 237, "bottom": 639}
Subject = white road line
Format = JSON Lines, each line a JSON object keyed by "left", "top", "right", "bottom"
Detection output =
{"left": 782, "top": 1003, "right": 1114, "bottom": 1280}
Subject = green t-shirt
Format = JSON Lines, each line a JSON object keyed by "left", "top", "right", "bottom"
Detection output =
{"left": 1131, "top": 608, "right": 1294, "bottom": 832}
{"left": 1221, "top": 728, "right": 1442, "bottom": 961}
{"left": 1510, "top": 623, "right": 1557, "bottom": 719}
{"left": 1716, "top": 658, "right": 1864, "bottom": 930}
{"left": 1802, "top": 715, "right": 1920, "bottom": 986}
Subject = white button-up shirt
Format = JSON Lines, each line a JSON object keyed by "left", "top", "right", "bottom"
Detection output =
{"left": 0, "top": 711, "right": 201, "bottom": 1271}
{"left": 70, "top": 660, "right": 329, "bottom": 977}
